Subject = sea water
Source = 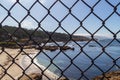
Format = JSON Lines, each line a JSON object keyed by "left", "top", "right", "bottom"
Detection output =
{"left": 36, "top": 39, "right": 120, "bottom": 80}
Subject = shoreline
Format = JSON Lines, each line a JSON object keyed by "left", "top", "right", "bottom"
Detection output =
{"left": 34, "top": 57, "right": 61, "bottom": 79}
{"left": 1, "top": 48, "right": 120, "bottom": 79}
{"left": 20, "top": 53, "right": 62, "bottom": 80}
{"left": 0, "top": 48, "right": 59, "bottom": 80}
{"left": 0, "top": 48, "right": 66, "bottom": 80}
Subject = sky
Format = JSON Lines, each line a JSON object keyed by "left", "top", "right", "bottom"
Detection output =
{"left": 0, "top": 0, "right": 120, "bottom": 38}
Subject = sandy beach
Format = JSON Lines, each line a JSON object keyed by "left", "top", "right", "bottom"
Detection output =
{"left": 0, "top": 48, "right": 65, "bottom": 80}
{"left": 0, "top": 48, "right": 40, "bottom": 80}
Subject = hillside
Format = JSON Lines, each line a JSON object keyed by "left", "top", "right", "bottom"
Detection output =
{"left": 0, "top": 25, "right": 90, "bottom": 43}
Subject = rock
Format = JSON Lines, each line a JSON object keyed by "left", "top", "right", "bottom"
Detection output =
{"left": 43, "top": 46, "right": 58, "bottom": 51}
{"left": 89, "top": 45, "right": 96, "bottom": 47}
{"left": 36, "top": 46, "right": 58, "bottom": 51}
{"left": 19, "top": 73, "right": 42, "bottom": 80}
{"left": 60, "top": 46, "right": 74, "bottom": 51}
{"left": 36, "top": 45, "right": 74, "bottom": 51}
{"left": 60, "top": 77, "right": 69, "bottom": 80}
{"left": 93, "top": 71, "right": 120, "bottom": 80}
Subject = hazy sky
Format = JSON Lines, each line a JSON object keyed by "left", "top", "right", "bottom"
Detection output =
{"left": 0, "top": 0, "right": 120, "bottom": 38}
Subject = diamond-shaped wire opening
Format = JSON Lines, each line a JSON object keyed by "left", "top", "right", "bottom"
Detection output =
{"left": 116, "top": 4, "right": 120, "bottom": 15}
{"left": 43, "top": 64, "right": 63, "bottom": 79}
{"left": 21, "top": 16, "right": 38, "bottom": 29}
{"left": 30, "top": 2, "right": 48, "bottom": 22}
{"left": 2, "top": 25, "right": 17, "bottom": 35}
{"left": 12, "top": 53, "right": 24, "bottom": 69}
{"left": 53, "top": 51, "right": 71, "bottom": 70}
{"left": 58, "top": 41, "right": 79, "bottom": 59}
{"left": 41, "top": 15, "right": 58, "bottom": 32}
{"left": 39, "top": 48, "right": 59, "bottom": 58}
{"left": 31, "top": 28, "right": 49, "bottom": 44}
{"left": 63, "top": 64, "right": 82, "bottom": 80}
{"left": 24, "top": 62, "right": 42, "bottom": 74}
{"left": 117, "top": 31, "right": 120, "bottom": 39}
{"left": 83, "top": 14, "right": 102, "bottom": 34}
{"left": 105, "top": 13, "right": 120, "bottom": 33}
{"left": 82, "top": 0, "right": 100, "bottom": 7}
{"left": 19, "top": 49, "right": 41, "bottom": 70}
{"left": 35, "top": 52, "right": 51, "bottom": 69}
{"left": 61, "top": 15, "right": 80, "bottom": 34}
{"left": 0, "top": 0, "right": 16, "bottom": 10}
{"left": 0, "top": 6, "right": 7, "bottom": 22}
{"left": 6, "top": 63, "right": 23, "bottom": 78}
{"left": 60, "top": 0, "right": 78, "bottom": 8}
{"left": 12, "top": 28, "right": 29, "bottom": 39}
{"left": 72, "top": 29, "right": 92, "bottom": 49}
{"left": 73, "top": 27, "right": 92, "bottom": 39}
{"left": 84, "top": 65, "right": 104, "bottom": 79}
{"left": 71, "top": 1, "right": 91, "bottom": 21}
{"left": 2, "top": 17, "right": 18, "bottom": 27}
{"left": 39, "top": 0, "right": 56, "bottom": 9}
{"left": 51, "top": 28, "right": 70, "bottom": 43}
{"left": 10, "top": 3, "right": 27, "bottom": 22}
{"left": 115, "top": 58, "right": 120, "bottom": 68}
{"left": 94, "top": 52, "right": 114, "bottom": 72}
{"left": 93, "top": 0, "right": 114, "bottom": 20}
{"left": 1, "top": 74, "right": 13, "bottom": 80}
{"left": 50, "top": 1, "right": 69, "bottom": 21}
{"left": 106, "top": 0, "right": 120, "bottom": 6}
{"left": 19, "top": 0, "right": 36, "bottom": 9}
{"left": 0, "top": 52, "right": 12, "bottom": 67}
{"left": 94, "top": 27, "right": 114, "bottom": 45}
{"left": 34, "top": 51, "right": 60, "bottom": 79}
{"left": 18, "top": 74, "right": 33, "bottom": 80}
{"left": 107, "top": 39, "right": 120, "bottom": 47}
{"left": 5, "top": 48, "right": 20, "bottom": 59}
{"left": 83, "top": 41, "right": 102, "bottom": 59}
{"left": 73, "top": 52, "right": 92, "bottom": 71}
{"left": 105, "top": 40, "right": 120, "bottom": 59}
{"left": 0, "top": 65, "right": 5, "bottom": 78}
{"left": 98, "top": 38, "right": 114, "bottom": 47}
{"left": 0, "top": 27, "right": 9, "bottom": 42}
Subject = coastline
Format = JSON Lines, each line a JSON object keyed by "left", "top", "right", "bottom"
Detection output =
{"left": 1, "top": 48, "right": 120, "bottom": 80}
{"left": 20, "top": 53, "right": 62, "bottom": 80}
{"left": 34, "top": 58, "right": 63, "bottom": 79}
{"left": 0, "top": 48, "right": 64, "bottom": 80}
{"left": 93, "top": 70, "right": 120, "bottom": 80}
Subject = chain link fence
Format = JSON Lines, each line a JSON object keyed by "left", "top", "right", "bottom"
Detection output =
{"left": 0, "top": 0, "right": 120, "bottom": 80}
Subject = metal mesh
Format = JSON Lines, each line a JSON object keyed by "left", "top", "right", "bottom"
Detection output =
{"left": 0, "top": 0, "right": 120, "bottom": 80}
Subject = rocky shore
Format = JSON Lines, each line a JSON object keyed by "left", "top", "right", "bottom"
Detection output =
{"left": 93, "top": 71, "right": 120, "bottom": 80}
{"left": 36, "top": 45, "right": 74, "bottom": 51}
{"left": 19, "top": 73, "right": 42, "bottom": 80}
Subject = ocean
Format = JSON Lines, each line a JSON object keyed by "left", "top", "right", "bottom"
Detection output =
{"left": 35, "top": 39, "right": 120, "bottom": 80}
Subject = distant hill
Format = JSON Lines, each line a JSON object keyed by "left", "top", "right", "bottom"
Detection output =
{"left": 0, "top": 25, "right": 90, "bottom": 43}
{"left": 74, "top": 34, "right": 112, "bottom": 41}
{"left": 99, "top": 38, "right": 120, "bottom": 46}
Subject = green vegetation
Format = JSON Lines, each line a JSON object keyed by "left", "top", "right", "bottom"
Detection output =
{"left": 0, "top": 25, "right": 90, "bottom": 43}
{"left": 0, "top": 41, "right": 18, "bottom": 48}
{"left": 0, "top": 25, "right": 90, "bottom": 49}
